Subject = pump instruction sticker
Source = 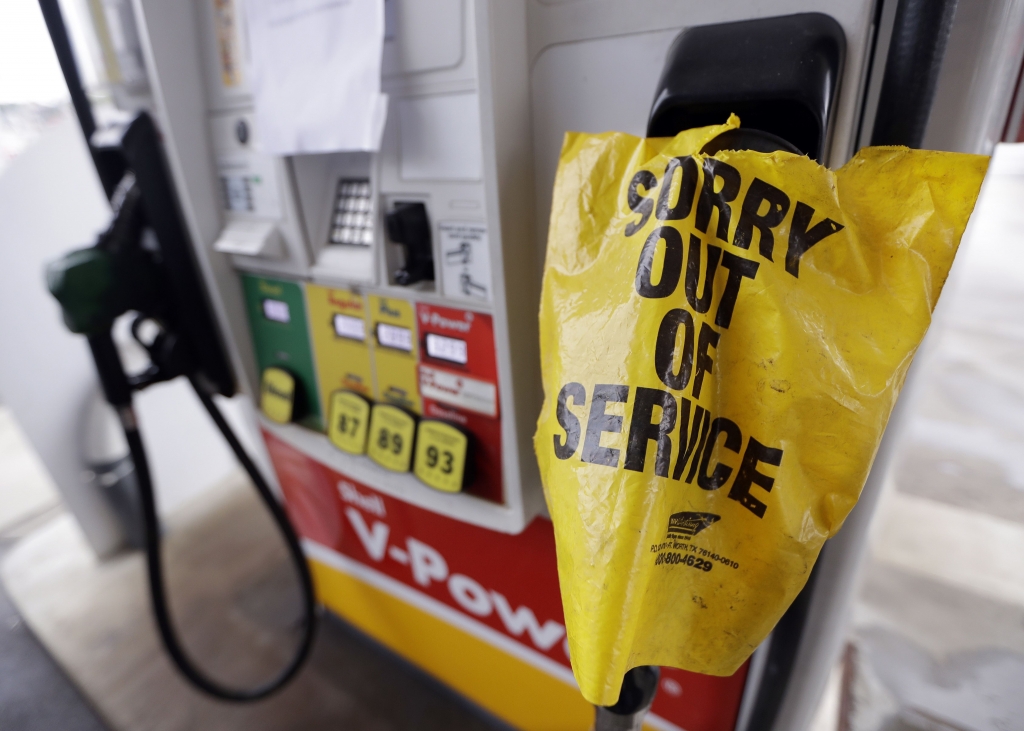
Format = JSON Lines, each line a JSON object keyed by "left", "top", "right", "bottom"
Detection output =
{"left": 533, "top": 116, "right": 989, "bottom": 705}
{"left": 213, "top": 0, "right": 243, "bottom": 88}
{"left": 439, "top": 222, "right": 491, "bottom": 302}
{"left": 216, "top": 153, "right": 282, "bottom": 217}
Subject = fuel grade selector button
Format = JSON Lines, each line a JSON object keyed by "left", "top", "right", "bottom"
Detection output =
{"left": 260, "top": 366, "right": 298, "bottom": 423}
{"left": 367, "top": 403, "right": 417, "bottom": 472}
{"left": 327, "top": 390, "right": 371, "bottom": 455}
{"left": 241, "top": 274, "right": 322, "bottom": 431}
{"left": 414, "top": 420, "right": 472, "bottom": 494}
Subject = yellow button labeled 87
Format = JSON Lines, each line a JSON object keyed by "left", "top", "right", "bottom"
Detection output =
{"left": 327, "top": 391, "right": 371, "bottom": 455}
{"left": 414, "top": 420, "right": 470, "bottom": 493}
{"left": 367, "top": 404, "right": 416, "bottom": 472}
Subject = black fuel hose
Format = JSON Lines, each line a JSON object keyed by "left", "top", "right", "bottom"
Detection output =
{"left": 39, "top": 0, "right": 317, "bottom": 696}
{"left": 119, "top": 376, "right": 318, "bottom": 701}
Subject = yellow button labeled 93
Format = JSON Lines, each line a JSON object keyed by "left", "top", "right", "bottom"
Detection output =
{"left": 260, "top": 367, "right": 295, "bottom": 424}
{"left": 414, "top": 420, "right": 470, "bottom": 493}
{"left": 367, "top": 404, "right": 416, "bottom": 472}
{"left": 327, "top": 390, "right": 371, "bottom": 455}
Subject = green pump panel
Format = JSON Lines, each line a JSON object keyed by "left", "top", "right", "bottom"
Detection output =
{"left": 240, "top": 273, "right": 322, "bottom": 431}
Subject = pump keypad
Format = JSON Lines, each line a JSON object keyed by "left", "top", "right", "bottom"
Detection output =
{"left": 329, "top": 179, "right": 373, "bottom": 246}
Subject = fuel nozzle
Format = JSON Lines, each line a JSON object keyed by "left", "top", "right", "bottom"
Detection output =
{"left": 45, "top": 175, "right": 165, "bottom": 409}
{"left": 593, "top": 666, "right": 660, "bottom": 731}
{"left": 45, "top": 175, "right": 160, "bottom": 337}
{"left": 385, "top": 201, "right": 434, "bottom": 286}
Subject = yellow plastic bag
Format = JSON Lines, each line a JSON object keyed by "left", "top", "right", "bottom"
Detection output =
{"left": 534, "top": 116, "right": 988, "bottom": 705}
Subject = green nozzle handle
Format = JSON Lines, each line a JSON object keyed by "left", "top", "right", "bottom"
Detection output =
{"left": 46, "top": 246, "right": 120, "bottom": 336}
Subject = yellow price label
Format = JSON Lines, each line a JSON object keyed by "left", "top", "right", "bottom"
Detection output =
{"left": 367, "top": 404, "right": 416, "bottom": 472}
{"left": 327, "top": 390, "right": 371, "bottom": 455}
{"left": 413, "top": 420, "right": 470, "bottom": 493}
{"left": 260, "top": 367, "right": 295, "bottom": 423}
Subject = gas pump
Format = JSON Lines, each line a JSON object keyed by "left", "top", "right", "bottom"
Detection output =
{"left": 38, "top": 0, "right": 1016, "bottom": 729}
{"left": 42, "top": 102, "right": 319, "bottom": 700}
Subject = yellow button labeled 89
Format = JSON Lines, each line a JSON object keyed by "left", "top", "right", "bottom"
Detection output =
{"left": 327, "top": 391, "right": 371, "bottom": 455}
{"left": 260, "top": 367, "right": 295, "bottom": 424}
{"left": 367, "top": 404, "right": 416, "bottom": 472}
{"left": 414, "top": 420, "right": 470, "bottom": 493}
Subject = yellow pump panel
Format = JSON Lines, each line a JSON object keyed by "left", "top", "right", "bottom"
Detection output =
{"left": 368, "top": 294, "right": 421, "bottom": 413}
{"left": 306, "top": 284, "right": 376, "bottom": 412}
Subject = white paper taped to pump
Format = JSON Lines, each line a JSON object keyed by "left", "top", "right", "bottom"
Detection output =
{"left": 243, "top": 0, "right": 388, "bottom": 154}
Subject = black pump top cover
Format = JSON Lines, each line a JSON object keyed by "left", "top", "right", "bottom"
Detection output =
{"left": 647, "top": 13, "right": 846, "bottom": 162}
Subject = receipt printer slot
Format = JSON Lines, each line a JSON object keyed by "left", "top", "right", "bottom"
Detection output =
{"left": 386, "top": 201, "right": 434, "bottom": 286}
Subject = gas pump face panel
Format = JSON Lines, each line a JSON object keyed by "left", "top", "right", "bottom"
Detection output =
{"left": 241, "top": 275, "right": 504, "bottom": 503}
{"left": 190, "top": 2, "right": 879, "bottom": 510}
{"left": 150, "top": 0, "right": 884, "bottom": 727}
{"left": 207, "top": 0, "right": 513, "bottom": 522}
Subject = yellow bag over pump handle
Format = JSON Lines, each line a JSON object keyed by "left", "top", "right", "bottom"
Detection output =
{"left": 534, "top": 117, "right": 988, "bottom": 705}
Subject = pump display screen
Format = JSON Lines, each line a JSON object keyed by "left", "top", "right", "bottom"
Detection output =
{"left": 262, "top": 299, "right": 291, "bottom": 323}
{"left": 424, "top": 333, "right": 468, "bottom": 365}
{"left": 376, "top": 323, "right": 412, "bottom": 352}
{"left": 333, "top": 314, "right": 365, "bottom": 341}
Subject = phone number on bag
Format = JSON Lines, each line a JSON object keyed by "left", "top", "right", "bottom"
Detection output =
{"left": 655, "top": 552, "right": 713, "bottom": 571}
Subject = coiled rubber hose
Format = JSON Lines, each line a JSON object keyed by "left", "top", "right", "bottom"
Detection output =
{"left": 119, "top": 376, "right": 318, "bottom": 701}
